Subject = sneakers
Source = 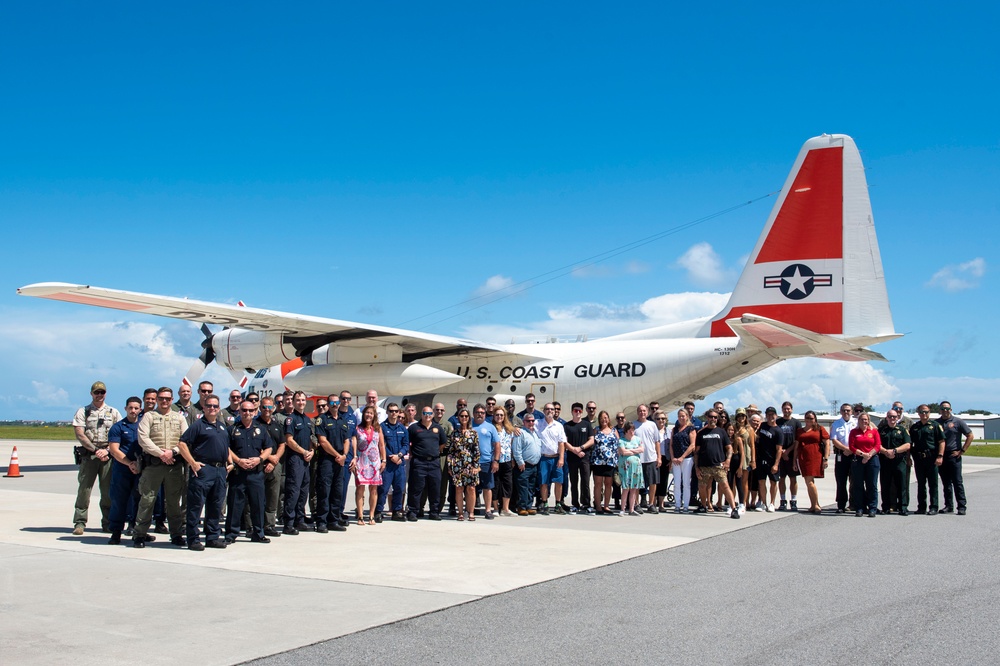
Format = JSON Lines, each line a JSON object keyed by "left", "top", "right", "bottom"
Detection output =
{"left": 484, "top": 511, "right": 495, "bottom": 520}
{"left": 647, "top": 506, "right": 659, "bottom": 514}
{"left": 629, "top": 510, "right": 642, "bottom": 516}
{"left": 765, "top": 503, "right": 775, "bottom": 513}
{"left": 585, "top": 507, "right": 596, "bottom": 515}
{"left": 957, "top": 508, "right": 967, "bottom": 515}
{"left": 568, "top": 506, "right": 578, "bottom": 514}
{"left": 731, "top": 508, "right": 740, "bottom": 519}
{"left": 72, "top": 525, "right": 85, "bottom": 536}
{"left": 754, "top": 502, "right": 764, "bottom": 512}
{"left": 789, "top": 500, "right": 798, "bottom": 512}
{"left": 553, "top": 505, "right": 567, "bottom": 515}
{"left": 778, "top": 500, "right": 787, "bottom": 511}
{"left": 618, "top": 510, "right": 627, "bottom": 517}
{"left": 737, "top": 504, "right": 746, "bottom": 516}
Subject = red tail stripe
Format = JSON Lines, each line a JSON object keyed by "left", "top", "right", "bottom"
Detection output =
{"left": 710, "top": 303, "right": 843, "bottom": 338}
{"left": 755, "top": 147, "right": 843, "bottom": 264}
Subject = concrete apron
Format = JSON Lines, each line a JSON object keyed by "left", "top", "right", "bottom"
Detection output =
{"left": 2, "top": 440, "right": 996, "bottom": 665}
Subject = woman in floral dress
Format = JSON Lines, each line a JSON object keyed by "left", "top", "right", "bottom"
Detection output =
{"left": 590, "top": 410, "right": 619, "bottom": 514}
{"left": 492, "top": 407, "right": 516, "bottom": 516}
{"left": 446, "top": 408, "right": 480, "bottom": 521}
{"left": 351, "top": 405, "right": 386, "bottom": 525}
{"left": 617, "top": 421, "right": 644, "bottom": 516}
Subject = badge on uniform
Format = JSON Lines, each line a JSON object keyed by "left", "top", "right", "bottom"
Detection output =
{"left": 234, "top": 429, "right": 242, "bottom": 436}
{"left": 254, "top": 427, "right": 260, "bottom": 435}
{"left": 432, "top": 428, "right": 438, "bottom": 433}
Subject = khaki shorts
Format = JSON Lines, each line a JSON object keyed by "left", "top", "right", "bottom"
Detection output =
{"left": 699, "top": 465, "right": 727, "bottom": 483}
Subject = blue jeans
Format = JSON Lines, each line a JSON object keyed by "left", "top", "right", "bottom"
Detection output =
{"left": 517, "top": 463, "right": 539, "bottom": 509}
{"left": 850, "top": 456, "right": 880, "bottom": 513}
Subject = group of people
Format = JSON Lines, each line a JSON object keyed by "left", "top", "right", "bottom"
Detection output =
{"left": 70, "top": 381, "right": 975, "bottom": 551}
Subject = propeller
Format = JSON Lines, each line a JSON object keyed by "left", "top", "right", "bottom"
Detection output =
{"left": 181, "top": 323, "right": 215, "bottom": 388}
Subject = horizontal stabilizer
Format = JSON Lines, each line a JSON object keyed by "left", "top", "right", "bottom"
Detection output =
{"left": 726, "top": 314, "right": 892, "bottom": 362}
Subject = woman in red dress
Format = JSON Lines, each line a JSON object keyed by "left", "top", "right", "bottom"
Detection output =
{"left": 795, "top": 410, "right": 830, "bottom": 514}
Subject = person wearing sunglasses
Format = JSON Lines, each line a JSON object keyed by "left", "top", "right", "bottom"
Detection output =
{"left": 376, "top": 403, "right": 410, "bottom": 523}
{"left": 177, "top": 394, "right": 232, "bottom": 549}
{"left": 225, "top": 400, "right": 275, "bottom": 544}
{"left": 936, "top": 401, "right": 972, "bottom": 515}
{"left": 446, "top": 408, "right": 480, "bottom": 521}
{"left": 877, "top": 409, "right": 911, "bottom": 516}
{"left": 257, "top": 397, "right": 287, "bottom": 537}
{"left": 909, "top": 404, "right": 946, "bottom": 515}
{"left": 406, "top": 407, "right": 447, "bottom": 521}
{"left": 133, "top": 387, "right": 189, "bottom": 548}
{"left": 71, "top": 381, "right": 121, "bottom": 536}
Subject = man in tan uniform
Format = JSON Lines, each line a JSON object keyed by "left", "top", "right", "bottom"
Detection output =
{"left": 71, "top": 381, "right": 122, "bottom": 535}
{"left": 133, "top": 386, "right": 189, "bottom": 548}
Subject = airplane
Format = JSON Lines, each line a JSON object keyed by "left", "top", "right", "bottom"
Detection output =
{"left": 18, "top": 133, "right": 900, "bottom": 415}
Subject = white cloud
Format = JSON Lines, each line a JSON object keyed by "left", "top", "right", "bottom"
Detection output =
{"left": 0, "top": 314, "right": 235, "bottom": 421}
{"left": 926, "top": 257, "right": 986, "bottom": 291}
{"left": 712, "top": 358, "right": 901, "bottom": 414}
{"left": 676, "top": 242, "right": 737, "bottom": 287}
{"left": 639, "top": 292, "right": 731, "bottom": 324}
{"left": 625, "top": 260, "right": 650, "bottom": 275}
{"left": 460, "top": 291, "right": 729, "bottom": 342}
{"left": 472, "top": 274, "right": 519, "bottom": 299}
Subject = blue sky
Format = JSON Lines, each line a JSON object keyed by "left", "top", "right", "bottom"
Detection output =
{"left": 2, "top": 3, "right": 997, "bottom": 420}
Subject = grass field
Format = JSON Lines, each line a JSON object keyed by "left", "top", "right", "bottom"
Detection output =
{"left": 0, "top": 425, "right": 77, "bottom": 441}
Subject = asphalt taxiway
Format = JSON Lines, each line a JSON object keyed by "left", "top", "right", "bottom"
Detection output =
{"left": 2, "top": 440, "right": 997, "bottom": 665}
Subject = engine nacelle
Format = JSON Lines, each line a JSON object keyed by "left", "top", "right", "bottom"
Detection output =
{"left": 212, "top": 329, "right": 297, "bottom": 370}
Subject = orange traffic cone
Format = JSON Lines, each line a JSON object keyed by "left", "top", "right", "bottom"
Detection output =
{"left": 4, "top": 446, "right": 24, "bottom": 478}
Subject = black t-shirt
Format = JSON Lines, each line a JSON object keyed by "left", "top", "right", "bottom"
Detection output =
{"left": 756, "top": 423, "right": 782, "bottom": 464}
{"left": 776, "top": 417, "right": 802, "bottom": 450}
{"left": 696, "top": 427, "right": 730, "bottom": 466}
{"left": 564, "top": 419, "right": 593, "bottom": 449}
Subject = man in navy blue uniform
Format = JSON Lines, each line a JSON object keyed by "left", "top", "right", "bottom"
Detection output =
{"left": 107, "top": 396, "right": 144, "bottom": 545}
{"left": 256, "top": 397, "right": 286, "bottom": 537}
{"left": 313, "top": 394, "right": 351, "bottom": 533}
{"left": 282, "top": 391, "right": 315, "bottom": 534}
{"left": 225, "top": 400, "right": 274, "bottom": 543}
{"left": 177, "top": 395, "right": 231, "bottom": 550}
{"left": 406, "top": 407, "right": 447, "bottom": 521}
{"left": 377, "top": 402, "right": 410, "bottom": 522}
{"left": 335, "top": 391, "right": 360, "bottom": 519}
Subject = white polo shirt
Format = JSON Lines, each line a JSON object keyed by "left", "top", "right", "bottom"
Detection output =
{"left": 538, "top": 419, "right": 567, "bottom": 456}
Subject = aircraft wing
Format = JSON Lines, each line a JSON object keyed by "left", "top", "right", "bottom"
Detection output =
{"left": 17, "top": 282, "right": 508, "bottom": 361}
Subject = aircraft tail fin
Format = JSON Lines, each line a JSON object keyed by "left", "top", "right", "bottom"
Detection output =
{"left": 708, "top": 134, "right": 896, "bottom": 342}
